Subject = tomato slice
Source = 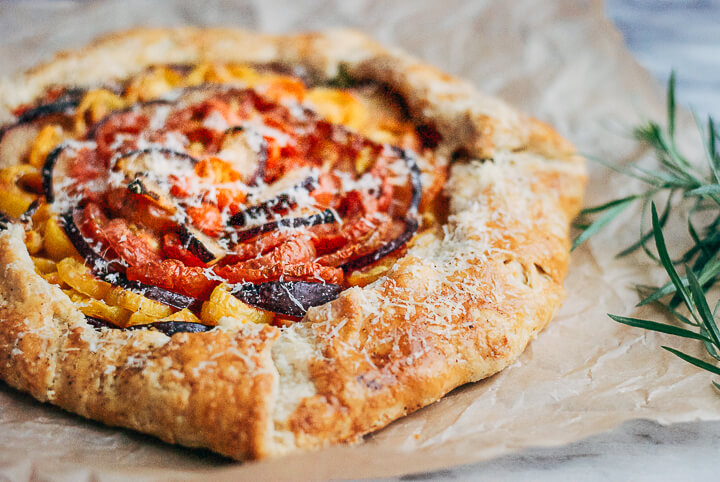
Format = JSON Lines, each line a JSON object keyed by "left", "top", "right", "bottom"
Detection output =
{"left": 316, "top": 218, "right": 396, "bottom": 267}
{"left": 215, "top": 262, "right": 342, "bottom": 285}
{"left": 215, "top": 236, "right": 330, "bottom": 284}
{"left": 105, "top": 188, "right": 176, "bottom": 233}
{"left": 238, "top": 236, "right": 316, "bottom": 269}
{"left": 77, "top": 202, "right": 162, "bottom": 268}
{"left": 58, "top": 76, "right": 427, "bottom": 315}
{"left": 220, "top": 230, "right": 296, "bottom": 264}
{"left": 126, "top": 259, "right": 217, "bottom": 299}
{"left": 77, "top": 203, "right": 117, "bottom": 260}
{"left": 102, "top": 218, "right": 162, "bottom": 267}
{"left": 280, "top": 263, "right": 343, "bottom": 284}
{"left": 311, "top": 213, "right": 384, "bottom": 255}
{"left": 162, "top": 232, "right": 208, "bottom": 267}
{"left": 68, "top": 148, "right": 105, "bottom": 186}
{"left": 95, "top": 111, "right": 149, "bottom": 163}
{"left": 186, "top": 203, "right": 223, "bottom": 237}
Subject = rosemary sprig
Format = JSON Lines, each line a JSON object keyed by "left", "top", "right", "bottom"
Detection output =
{"left": 574, "top": 72, "right": 720, "bottom": 390}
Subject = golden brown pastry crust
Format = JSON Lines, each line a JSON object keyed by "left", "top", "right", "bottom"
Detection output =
{"left": 0, "top": 27, "right": 586, "bottom": 460}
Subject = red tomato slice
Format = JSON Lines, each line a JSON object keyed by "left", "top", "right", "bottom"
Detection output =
{"left": 238, "top": 236, "right": 316, "bottom": 270}
{"left": 102, "top": 218, "right": 162, "bottom": 267}
{"left": 311, "top": 213, "right": 382, "bottom": 255}
{"left": 186, "top": 203, "right": 223, "bottom": 237}
{"left": 316, "top": 218, "right": 395, "bottom": 267}
{"left": 68, "top": 148, "right": 105, "bottom": 185}
{"left": 77, "top": 203, "right": 117, "bottom": 260}
{"left": 76, "top": 203, "right": 161, "bottom": 268}
{"left": 95, "top": 112, "right": 149, "bottom": 163}
{"left": 214, "top": 262, "right": 342, "bottom": 285}
{"left": 126, "top": 259, "right": 217, "bottom": 300}
{"left": 280, "top": 263, "right": 343, "bottom": 284}
{"left": 162, "top": 232, "right": 208, "bottom": 268}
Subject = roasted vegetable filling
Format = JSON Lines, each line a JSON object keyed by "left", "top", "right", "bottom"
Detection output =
{"left": 0, "top": 63, "right": 447, "bottom": 331}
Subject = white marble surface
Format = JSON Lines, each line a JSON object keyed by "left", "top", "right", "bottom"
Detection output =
{"left": 397, "top": 1, "right": 720, "bottom": 480}
{"left": 606, "top": 0, "right": 720, "bottom": 119}
{"left": 393, "top": 419, "right": 720, "bottom": 481}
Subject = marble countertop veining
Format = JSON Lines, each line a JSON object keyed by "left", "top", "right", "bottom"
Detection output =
{"left": 606, "top": 0, "right": 720, "bottom": 119}
{"left": 396, "top": 419, "right": 720, "bottom": 481}
{"left": 396, "top": 1, "right": 720, "bottom": 480}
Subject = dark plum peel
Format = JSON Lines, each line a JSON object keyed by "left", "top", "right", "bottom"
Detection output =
{"left": 231, "top": 280, "right": 342, "bottom": 317}
{"left": 229, "top": 208, "right": 337, "bottom": 243}
{"left": 229, "top": 175, "right": 318, "bottom": 227}
{"left": 84, "top": 315, "right": 212, "bottom": 336}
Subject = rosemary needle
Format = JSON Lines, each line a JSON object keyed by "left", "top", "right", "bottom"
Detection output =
{"left": 574, "top": 72, "right": 720, "bottom": 391}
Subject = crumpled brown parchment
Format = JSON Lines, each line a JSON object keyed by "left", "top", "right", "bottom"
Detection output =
{"left": 1, "top": 0, "right": 718, "bottom": 480}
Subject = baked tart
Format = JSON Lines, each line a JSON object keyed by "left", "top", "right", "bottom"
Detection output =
{"left": 0, "top": 28, "right": 585, "bottom": 460}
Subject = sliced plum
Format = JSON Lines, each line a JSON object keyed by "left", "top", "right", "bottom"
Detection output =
{"left": 84, "top": 315, "right": 114, "bottom": 330}
{"left": 0, "top": 89, "right": 86, "bottom": 166}
{"left": 42, "top": 143, "right": 103, "bottom": 203}
{"left": 113, "top": 147, "right": 197, "bottom": 172}
{"left": 132, "top": 320, "right": 212, "bottom": 336}
{"left": 231, "top": 280, "right": 342, "bottom": 317}
{"left": 340, "top": 217, "right": 419, "bottom": 271}
{"left": 229, "top": 175, "right": 318, "bottom": 227}
{"left": 104, "top": 272, "right": 202, "bottom": 311}
{"left": 84, "top": 315, "right": 211, "bottom": 336}
{"left": 14, "top": 89, "right": 86, "bottom": 124}
{"left": 400, "top": 148, "right": 423, "bottom": 215}
{"left": 60, "top": 209, "right": 114, "bottom": 269}
{"left": 230, "top": 208, "right": 336, "bottom": 243}
{"left": 41, "top": 144, "right": 70, "bottom": 202}
{"left": 177, "top": 225, "right": 226, "bottom": 264}
{"left": 0, "top": 88, "right": 84, "bottom": 139}
{"left": 18, "top": 199, "right": 41, "bottom": 224}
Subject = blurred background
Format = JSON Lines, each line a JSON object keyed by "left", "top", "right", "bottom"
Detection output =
{"left": 606, "top": 0, "right": 720, "bottom": 118}
{"left": 1, "top": 0, "right": 718, "bottom": 118}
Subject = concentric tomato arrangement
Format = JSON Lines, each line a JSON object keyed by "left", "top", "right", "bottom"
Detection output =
{"left": 0, "top": 64, "right": 446, "bottom": 331}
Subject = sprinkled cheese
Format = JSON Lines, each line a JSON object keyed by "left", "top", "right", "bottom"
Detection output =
{"left": 335, "top": 170, "right": 381, "bottom": 193}
{"left": 148, "top": 104, "right": 171, "bottom": 130}
{"left": 243, "top": 120, "right": 293, "bottom": 147}
{"left": 203, "top": 110, "right": 230, "bottom": 131}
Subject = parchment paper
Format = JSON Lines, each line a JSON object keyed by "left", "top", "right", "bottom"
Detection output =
{"left": 1, "top": 0, "right": 717, "bottom": 480}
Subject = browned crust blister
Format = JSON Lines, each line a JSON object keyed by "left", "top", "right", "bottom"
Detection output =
{"left": 0, "top": 28, "right": 586, "bottom": 460}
